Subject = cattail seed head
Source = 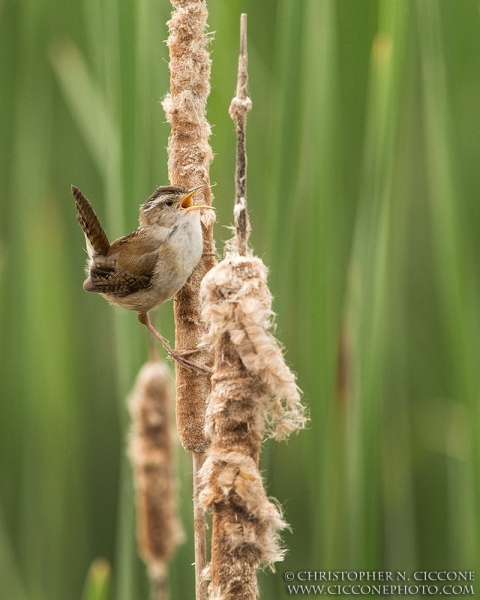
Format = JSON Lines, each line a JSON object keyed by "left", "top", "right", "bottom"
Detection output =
{"left": 128, "top": 361, "right": 184, "bottom": 587}
{"left": 162, "top": 0, "right": 216, "bottom": 455}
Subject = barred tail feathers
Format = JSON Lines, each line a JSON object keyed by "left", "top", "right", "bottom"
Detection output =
{"left": 71, "top": 185, "right": 110, "bottom": 256}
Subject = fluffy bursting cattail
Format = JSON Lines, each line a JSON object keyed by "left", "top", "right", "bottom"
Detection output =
{"left": 128, "top": 360, "right": 184, "bottom": 600}
{"left": 199, "top": 15, "right": 307, "bottom": 600}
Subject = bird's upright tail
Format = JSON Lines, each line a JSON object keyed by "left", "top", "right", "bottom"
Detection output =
{"left": 71, "top": 185, "right": 110, "bottom": 256}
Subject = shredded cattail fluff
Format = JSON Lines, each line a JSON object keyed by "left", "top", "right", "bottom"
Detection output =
{"left": 198, "top": 338, "right": 287, "bottom": 600}
{"left": 198, "top": 252, "right": 307, "bottom": 599}
{"left": 197, "top": 16, "right": 307, "bottom": 598}
{"left": 201, "top": 253, "right": 307, "bottom": 440}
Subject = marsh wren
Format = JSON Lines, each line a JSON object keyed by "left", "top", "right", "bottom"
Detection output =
{"left": 72, "top": 184, "right": 214, "bottom": 372}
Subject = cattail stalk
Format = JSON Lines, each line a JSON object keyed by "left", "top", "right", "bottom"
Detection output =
{"left": 162, "top": 1, "right": 215, "bottom": 598}
{"left": 229, "top": 13, "right": 251, "bottom": 257}
{"left": 199, "top": 15, "right": 307, "bottom": 599}
{"left": 162, "top": 0, "right": 215, "bottom": 453}
{"left": 128, "top": 360, "right": 184, "bottom": 600}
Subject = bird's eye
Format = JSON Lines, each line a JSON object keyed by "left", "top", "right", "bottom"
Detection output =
{"left": 165, "top": 199, "right": 174, "bottom": 207}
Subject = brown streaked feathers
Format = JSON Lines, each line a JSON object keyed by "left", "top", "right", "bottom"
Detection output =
{"left": 72, "top": 185, "right": 158, "bottom": 297}
{"left": 71, "top": 185, "right": 110, "bottom": 255}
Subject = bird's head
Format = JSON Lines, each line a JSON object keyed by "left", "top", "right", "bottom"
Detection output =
{"left": 139, "top": 184, "right": 211, "bottom": 229}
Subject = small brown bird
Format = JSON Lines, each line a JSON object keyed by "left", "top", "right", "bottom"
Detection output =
{"left": 72, "top": 184, "right": 213, "bottom": 372}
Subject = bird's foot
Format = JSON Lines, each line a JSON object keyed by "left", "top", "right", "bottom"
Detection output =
{"left": 174, "top": 347, "right": 202, "bottom": 357}
{"left": 138, "top": 312, "right": 211, "bottom": 374}
{"left": 167, "top": 348, "right": 211, "bottom": 374}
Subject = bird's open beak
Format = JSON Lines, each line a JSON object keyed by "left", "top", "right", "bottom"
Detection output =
{"left": 180, "top": 184, "right": 215, "bottom": 212}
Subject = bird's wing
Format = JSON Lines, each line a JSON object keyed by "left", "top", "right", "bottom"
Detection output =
{"left": 84, "top": 233, "right": 158, "bottom": 297}
{"left": 71, "top": 185, "right": 110, "bottom": 256}
{"left": 84, "top": 266, "right": 153, "bottom": 297}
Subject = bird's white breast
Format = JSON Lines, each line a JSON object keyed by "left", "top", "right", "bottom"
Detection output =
{"left": 172, "top": 212, "right": 203, "bottom": 274}
{"left": 103, "top": 212, "right": 204, "bottom": 313}
{"left": 148, "top": 212, "right": 203, "bottom": 306}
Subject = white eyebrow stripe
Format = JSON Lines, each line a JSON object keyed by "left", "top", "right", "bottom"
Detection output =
{"left": 143, "top": 195, "right": 179, "bottom": 213}
{"left": 143, "top": 198, "right": 164, "bottom": 212}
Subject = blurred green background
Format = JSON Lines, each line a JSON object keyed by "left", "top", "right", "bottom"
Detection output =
{"left": 2, "top": 0, "right": 480, "bottom": 598}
